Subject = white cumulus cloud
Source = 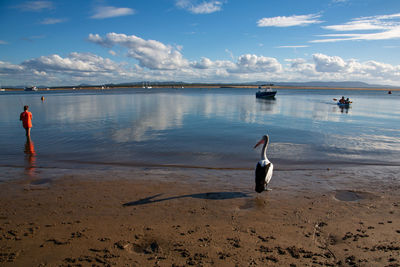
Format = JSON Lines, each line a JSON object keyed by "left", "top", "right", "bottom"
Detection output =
{"left": 257, "top": 14, "right": 322, "bottom": 27}
{"left": 21, "top": 53, "right": 123, "bottom": 75}
{"left": 88, "top": 33, "right": 189, "bottom": 70}
{"left": 191, "top": 57, "right": 214, "bottom": 69}
{"left": 176, "top": 0, "right": 224, "bottom": 14}
{"left": 3, "top": 29, "right": 400, "bottom": 87}
{"left": 286, "top": 58, "right": 317, "bottom": 77}
{"left": 313, "top": 53, "right": 347, "bottom": 72}
{"left": 308, "top": 53, "right": 400, "bottom": 84}
{"left": 228, "top": 54, "right": 282, "bottom": 73}
{"left": 0, "top": 61, "right": 25, "bottom": 74}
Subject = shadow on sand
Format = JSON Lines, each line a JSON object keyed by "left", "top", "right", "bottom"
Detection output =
{"left": 123, "top": 191, "right": 251, "bottom": 207}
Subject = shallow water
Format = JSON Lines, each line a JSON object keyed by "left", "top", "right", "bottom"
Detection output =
{"left": 1, "top": 88, "right": 399, "bottom": 177}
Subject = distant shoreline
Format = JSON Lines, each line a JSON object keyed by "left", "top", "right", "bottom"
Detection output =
{"left": 1, "top": 85, "right": 399, "bottom": 91}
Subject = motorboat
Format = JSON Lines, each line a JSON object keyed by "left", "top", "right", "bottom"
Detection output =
{"left": 25, "top": 86, "right": 38, "bottom": 91}
{"left": 256, "top": 86, "right": 277, "bottom": 99}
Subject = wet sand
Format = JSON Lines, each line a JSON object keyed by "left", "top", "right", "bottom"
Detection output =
{"left": 1, "top": 166, "right": 400, "bottom": 266}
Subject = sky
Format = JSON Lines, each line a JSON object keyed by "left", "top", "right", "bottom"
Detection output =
{"left": 0, "top": 0, "right": 400, "bottom": 86}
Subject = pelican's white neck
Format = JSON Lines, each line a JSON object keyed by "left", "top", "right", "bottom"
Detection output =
{"left": 261, "top": 137, "right": 269, "bottom": 161}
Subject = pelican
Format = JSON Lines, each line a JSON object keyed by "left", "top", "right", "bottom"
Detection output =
{"left": 254, "top": 135, "right": 274, "bottom": 193}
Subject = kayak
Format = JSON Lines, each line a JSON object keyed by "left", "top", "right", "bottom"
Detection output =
{"left": 337, "top": 102, "right": 351, "bottom": 107}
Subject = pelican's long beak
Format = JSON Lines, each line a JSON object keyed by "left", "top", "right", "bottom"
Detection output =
{"left": 254, "top": 139, "right": 265, "bottom": 149}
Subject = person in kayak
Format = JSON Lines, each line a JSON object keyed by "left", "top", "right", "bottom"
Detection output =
{"left": 20, "top": 105, "right": 33, "bottom": 138}
{"left": 339, "top": 96, "right": 346, "bottom": 104}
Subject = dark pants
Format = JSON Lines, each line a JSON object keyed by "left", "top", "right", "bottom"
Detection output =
{"left": 24, "top": 127, "right": 31, "bottom": 137}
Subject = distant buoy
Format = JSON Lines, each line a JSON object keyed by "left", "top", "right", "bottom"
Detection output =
{"left": 41, "top": 96, "right": 45, "bottom": 101}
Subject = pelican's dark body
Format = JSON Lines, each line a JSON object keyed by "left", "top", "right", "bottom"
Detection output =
{"left": 255, "top": 162, "right": 272, "bottom": 193}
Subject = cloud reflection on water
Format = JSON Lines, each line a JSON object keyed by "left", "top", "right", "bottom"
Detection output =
{"left": 1, "top": 89, "right": 399, "bottom": 168}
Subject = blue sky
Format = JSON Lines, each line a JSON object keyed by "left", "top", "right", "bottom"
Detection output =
{"left": 1, "top": 0, "right": 400, "bottom": 86}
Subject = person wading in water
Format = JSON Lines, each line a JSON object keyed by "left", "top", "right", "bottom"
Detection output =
{"left": 20, "top": 105, "right": 33, "bottom": 138}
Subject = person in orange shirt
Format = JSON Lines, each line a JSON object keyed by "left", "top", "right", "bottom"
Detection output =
{"left": 20, "top": 105, "right": 33, "bottom": 137}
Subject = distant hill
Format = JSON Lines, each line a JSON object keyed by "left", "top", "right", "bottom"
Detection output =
{"left": 108, "top": 80, "right": 397, "bottom": 88}
{"left": 249, "top": 81, "right": 398, "bottom": 88}
{"left": 273, "top": 81, "right": 396, "bottom": 88}
{"left": 3, "top": 80, "right": 398, "bottom": 89}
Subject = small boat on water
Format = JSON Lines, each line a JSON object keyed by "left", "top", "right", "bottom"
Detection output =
{"left": 256, "top": 85, "right": 277, "bottom": 99}
{"left": 25, "top": 86, "right": 38, "bottom": 91}
{"left": 334, "top": 97, "right": 351, "bottom": 107}
{"left": 142, "top": 82, "right": 152, "bottom": 89}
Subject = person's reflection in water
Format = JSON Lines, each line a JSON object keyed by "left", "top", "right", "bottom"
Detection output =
{"left": 339, "top": 105, "right": 350, "bottom": 114}
{"left": 24, "top": 137, "right": 36, "bottom": 178}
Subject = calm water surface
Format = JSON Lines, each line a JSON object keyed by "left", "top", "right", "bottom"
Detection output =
{"left": 1, "top": 88, "right": 399, "bottom": 173}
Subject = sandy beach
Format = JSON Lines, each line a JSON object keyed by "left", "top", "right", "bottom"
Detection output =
{"left": 1, "top": 165, "right": 399, "bottom": 266}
